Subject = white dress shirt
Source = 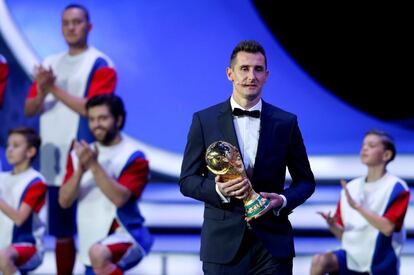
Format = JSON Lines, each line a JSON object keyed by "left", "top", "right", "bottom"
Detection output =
{"left": 231, "top": 97, "right": 261, "bottom": 176}
{"left": 215, "top": 97, "right": 286, "bottom": 214}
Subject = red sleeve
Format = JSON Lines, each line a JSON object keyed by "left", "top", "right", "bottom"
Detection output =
{"left": 384, "top": 191, "right": 410, "bottom": 231}
{"left": 334, "top": 199, "right": 343, "bottom": 227}
{"left": 118, "top": 158, "right": 149, "bottom": 198}
{"left": 0, "top": 62, "right": 8, "bottom": 105}
{"left": 26, "top": 82, "right": 38, "bottom": 99}
{"left": 86, "top": 67, "right": 117, "bottom": 98}
{"left": 22, "top": 181, "right": 47, "bottom": 213}
{"left": 62, "top": 151, "right": 74, "bottom": 185}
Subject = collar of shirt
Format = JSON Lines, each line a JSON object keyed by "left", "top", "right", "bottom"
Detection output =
{"left": 230, "top": 96, "right": 262, "bottom": 113}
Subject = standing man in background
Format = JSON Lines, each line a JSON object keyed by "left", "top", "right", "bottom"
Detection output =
{"left": 179, "top": 40, "right": 315, "bottom": 274}
{"left": 24, "top": 4, "right": 117, "bottom": 274}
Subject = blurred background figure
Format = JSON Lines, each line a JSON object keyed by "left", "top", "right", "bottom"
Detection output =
{"left": 0, "top": 127, "right": 47, "bottom": 275}
{"left": 24, "top": 4, "right": 116, "bottom": 275}
{"left": 58, "top": 94, "right": 153, "bottom": 275}
{"left": 311, "top": 130, "right": 410, "bottom": 275}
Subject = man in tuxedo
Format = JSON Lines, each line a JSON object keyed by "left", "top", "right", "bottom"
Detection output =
{"left": 179, "top": 40, "right": 316, "bottom": 274}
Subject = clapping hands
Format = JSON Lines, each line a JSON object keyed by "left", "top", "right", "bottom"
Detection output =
{"left": 33, "top": 65, "right": 55, "bottom": 96}
{"left": 74, "top": 140, "right": 99, "bottom": 172}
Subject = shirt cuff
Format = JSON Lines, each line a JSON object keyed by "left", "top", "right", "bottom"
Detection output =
{"left": 215, "top": 184, "right": 230, "bottom": 203}
{"left": 273, "top": 194, "right": 287, "bottom": 216}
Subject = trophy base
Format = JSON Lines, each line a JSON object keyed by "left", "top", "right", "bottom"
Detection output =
{"left": 244, "top": 193, "right": 272, "bottom": 219}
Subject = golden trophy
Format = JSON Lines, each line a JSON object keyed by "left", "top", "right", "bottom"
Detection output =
{"left": 205, "top": 141, "right": 271, "bottom": 219}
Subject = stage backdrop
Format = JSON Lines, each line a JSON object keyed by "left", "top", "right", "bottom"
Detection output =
{"left": 1, "top": 0, "right": 413, "bottom": 178}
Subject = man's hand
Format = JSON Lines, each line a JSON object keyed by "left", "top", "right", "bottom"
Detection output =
{"left": 260, "top": 192, "right": 284, "bottom": 210}
{"left": 340, "top": 179, "right": 361, "bottom": 210}
{"left": 245, "top": 192, "right": 284, "bottom": 222}
{"left": 34, "top": 65, "right": 55, "bottom": 95}
{"left": 74, "top": 141, "right": 98, "bottom": 171}
{"left": 215, "top": 176, "right": 251, "bottom": 200}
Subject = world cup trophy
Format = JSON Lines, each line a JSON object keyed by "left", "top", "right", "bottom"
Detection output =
{"left": 205, "top": 141, "right": 271, "bottom": 219}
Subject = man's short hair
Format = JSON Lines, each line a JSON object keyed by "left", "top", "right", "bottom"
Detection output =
{"left": 8, "top": 127, "right": 41, "bottom": 160}
{"left": 86, "top": 94, "right": 126, "bottom": 129}
{"left": 230, "top": 40, "right": 267, "bottom": 68}
{"left": 63, "top": 4, "right": 90, "bottom": 22}
{"left": 365, "top": 129, "right": 396, "bottom": 163}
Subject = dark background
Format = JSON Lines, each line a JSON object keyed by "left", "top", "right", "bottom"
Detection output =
{"left": 253, "top": 1, "right": 413, "bottom": 129}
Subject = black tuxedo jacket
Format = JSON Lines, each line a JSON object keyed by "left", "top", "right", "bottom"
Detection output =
{"left": 179, "top": 99, "right": 315, "bottom": 264}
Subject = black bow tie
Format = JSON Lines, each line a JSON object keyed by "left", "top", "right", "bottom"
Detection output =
{"left": 232, "top": 108, "right": 261, "bottom": 118}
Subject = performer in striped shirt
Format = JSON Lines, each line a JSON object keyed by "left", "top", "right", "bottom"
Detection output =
{"left": 311, "top": 129, "right": 410, "bottom": 275}
{"left": 0, "top": 127, "right": 47, "bottom": 275}
{"left": 59, "top": 94, "right": 153, "bottom": 275}
{"left": 24, "top": 4, "right": 117, "bottom": 274}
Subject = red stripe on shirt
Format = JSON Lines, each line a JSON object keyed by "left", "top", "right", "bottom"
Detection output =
{"left": 26, "top": 67, "right": 116, "bottom": 100}
{"left": 22, "top": 181, "right": 47, "bottom": 213}
{"left": 62, "top": 150, "right": 74, "bottom": 185}
{"left": 118, "top": 158, "right": 149, "bottom": 198}
{"left": 86, "top": 67, "right": 117, "bottom": 98}
{"left": 0, "top": 63, "right": 8, "bottom": 105}
{"left": 334, "top": 199, "right": 344, "bottom": 227}
{"left": 384, "top": 190, "right": 410, "bottom": 231}
{"left": 26, "top": 82, "right": 38, "bottom": 99}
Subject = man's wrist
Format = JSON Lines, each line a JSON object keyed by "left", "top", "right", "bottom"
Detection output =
{"left": 273, "top": 194, "right": 287, "bottom": 216}
{"left": 49, "top": 84, "right": 58, "bottom": 95}
{"left": 89, "top": 161, "right": 101, "bottom": 173}
{"left": 215, "top": 184, "right": 230, "bottom": 203}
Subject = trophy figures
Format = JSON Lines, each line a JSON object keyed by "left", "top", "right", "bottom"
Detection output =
{"left": 205, "top": 141, "right": 271, "bottom": 219}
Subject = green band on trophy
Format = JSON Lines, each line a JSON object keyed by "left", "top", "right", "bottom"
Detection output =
{"left": 244, "top": 194, "right": 271, "bottom": 218}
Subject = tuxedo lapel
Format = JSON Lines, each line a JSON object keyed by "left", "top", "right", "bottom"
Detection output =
{"left": 253, "top": 101, "right": 275, "bottom": 178}
{"left": 217, "top": 100, "right": 241, "bottom": 152}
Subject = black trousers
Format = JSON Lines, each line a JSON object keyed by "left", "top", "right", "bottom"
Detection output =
{"left": 203, "top": 229, "right": 293, "bottom": 275}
